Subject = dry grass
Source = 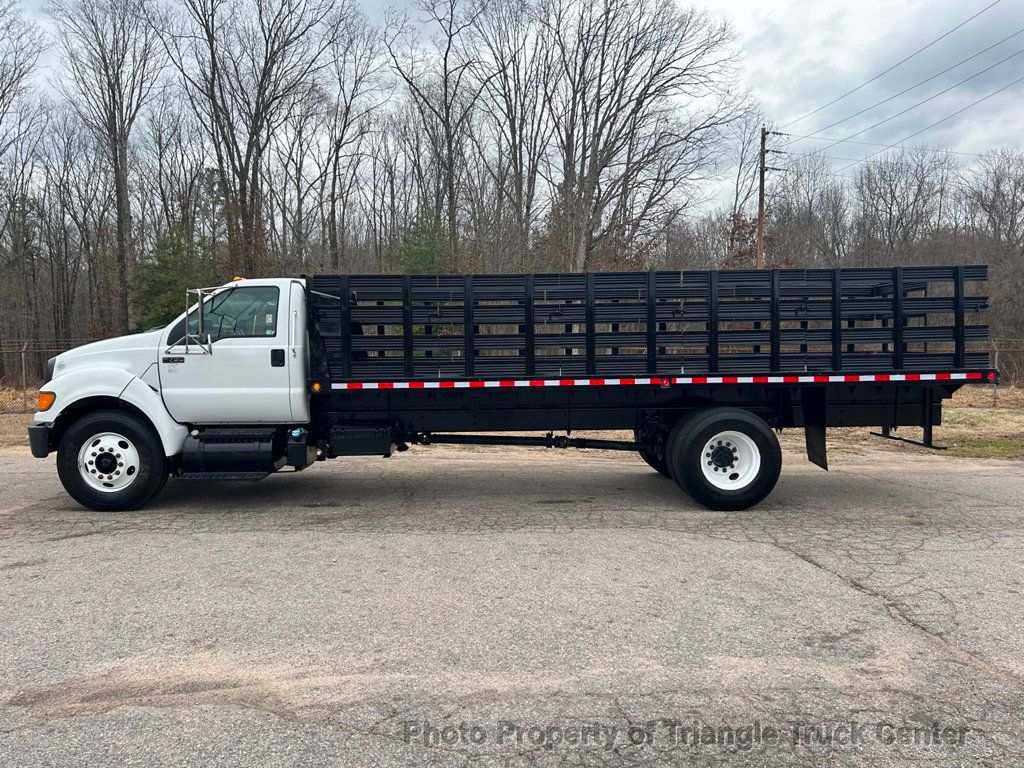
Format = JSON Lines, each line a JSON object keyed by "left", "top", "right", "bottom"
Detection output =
{"left": 950, "top": 383, "right": 1024, "bottom": 410}
{"left": 0, "top": 387, "right": 38, "bottom": 414}
{"left": 0, "top": 413, "right": 34, "bottom": 448}
{"left": 933, "top": 407, "right": 1024, "bottom": 458}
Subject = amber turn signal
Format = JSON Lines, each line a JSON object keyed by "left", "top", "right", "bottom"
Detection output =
{"left": 37, "top": 392, "right": 56, "bottom": 411}
{"left": 311, "top": 382, "right": 322, "bottom": 393}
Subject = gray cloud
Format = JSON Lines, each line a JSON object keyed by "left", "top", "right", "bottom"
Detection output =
{"left": 707, "top": 0, "right": 1024, "bottom": 158}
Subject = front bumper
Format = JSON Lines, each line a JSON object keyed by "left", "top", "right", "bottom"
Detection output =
{"left": 28, "top": 424, "right": 51, "bottom": 458}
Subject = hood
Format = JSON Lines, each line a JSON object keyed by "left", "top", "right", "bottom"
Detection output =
{"left": 50, "top": 329, "right": 164, "bottom": 382}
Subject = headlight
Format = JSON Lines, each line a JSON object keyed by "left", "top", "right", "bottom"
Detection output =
{"left": 46, "top": 356, "right": 56, "bottom": 380}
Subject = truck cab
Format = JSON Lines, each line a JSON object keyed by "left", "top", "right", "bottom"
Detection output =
{"left": 29, "top": 278, "right": 313, "bottom": 511}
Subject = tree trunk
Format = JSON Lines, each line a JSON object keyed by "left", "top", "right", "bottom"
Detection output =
{"left": 111, "top": 137, "right": 132, "bottom": 332}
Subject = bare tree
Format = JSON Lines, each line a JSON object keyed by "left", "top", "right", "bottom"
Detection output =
{"left": 467, "top": 0, "right": 553, "bottom": 270}
{"left": 137, "top": 93, "right": 208, "bottom": 236}
{"left": 322, "top": 6, "right": 382, "bottom": 271}
{"left": 851, "top": 149, "right": 953, "bottom": 266}
{"left": 540, "top": 0, "right": 744, "bottom": 270}
{"left": 49, "top": 0, "right": 166, "bottom": 332}
{"left": 0, "top": 1, "right": 43, "bottom": 157}
{"left": 385, "top": 0, "right": 496, "bottom": 271}
{"left": 265, "top": 85, "right": 330, "bottom": 269}
{"left": 155, "top": 0, "right": 345, "bottom": 275}
{"left": 768, "top": 152, "right": 848, "bottom": 266}
{"left": 0, "top": 99, "right": 46, "bottom": 377}
{"left": 961, "top": 150, "right": 1024, "bottom": 340}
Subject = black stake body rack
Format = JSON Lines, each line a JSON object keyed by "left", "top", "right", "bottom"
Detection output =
{"left": 308, "top": 265, "right": 990, "bottom": 382}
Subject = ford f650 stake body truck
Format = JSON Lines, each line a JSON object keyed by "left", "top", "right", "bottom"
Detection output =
{"left": 28, "top": 266, "right": 996, "bottom": 512}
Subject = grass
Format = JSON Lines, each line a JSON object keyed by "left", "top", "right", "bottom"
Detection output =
{"left": 936, "top": 407, "right": 1024, "bottom": 458}
{"left": 0, "top": 387, "right": 38, "bottom": 415}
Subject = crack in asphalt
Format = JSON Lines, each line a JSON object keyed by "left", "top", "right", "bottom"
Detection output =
{"left": 770, "top": 544, "right": 1024, "bottom": 692}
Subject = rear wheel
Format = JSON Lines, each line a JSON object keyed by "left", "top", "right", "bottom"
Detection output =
{"left": 56, "top": 410, "right": 169, "bottom": 512}
{"left": 666, "top": 407, "right": 781, "bottom": 511}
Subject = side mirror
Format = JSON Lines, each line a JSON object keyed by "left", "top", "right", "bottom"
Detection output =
{"left": 181, "top": 286, "right": 221, "bottom": 355}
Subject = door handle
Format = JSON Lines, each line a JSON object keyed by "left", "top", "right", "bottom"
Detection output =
{"left": 271, "top": 349, "right": 285, "bottom": 367}
{"left": 290, "top": 309, "right": 298, "bottom": 357}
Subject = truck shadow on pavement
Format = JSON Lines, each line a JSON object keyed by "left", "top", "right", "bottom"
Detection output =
{"left": 8, "top": 448, "right": 1014, "bottom": 539}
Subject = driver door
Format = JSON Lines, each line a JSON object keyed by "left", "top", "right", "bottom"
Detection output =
{"left": 159, "top": 284, "right": 294, "bottom": 424}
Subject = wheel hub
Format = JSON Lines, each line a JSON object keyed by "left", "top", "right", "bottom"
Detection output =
{"left": 710, "top": 444, "right": 735, "bottom": 468}
{"left": 95, "top": 453, "right": 117, "bottom": 473}
{"left": 700, "top": 430, "right": 761, "bottom": 490}
{"left": 77, "top": 432, "right": 141, "bottom": 493}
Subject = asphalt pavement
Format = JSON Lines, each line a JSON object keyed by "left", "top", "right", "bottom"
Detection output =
{"left": 2, "top": 441, "right": 1023, "bottom": 767}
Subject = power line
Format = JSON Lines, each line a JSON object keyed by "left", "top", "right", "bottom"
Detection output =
{"left": 786, "top": 151, "right": 954, "bottom": 165}
{"left": 812, "top": 45, "right": 1024, "bottom": 154}
{"left": 779, "top": 0, "right": 1003, "bottom": 129}
{"left": 786, "top": 26, "right": 1024, "bottom": 142}
{"left": 836, "top": 72, "right": 1024, "bottom": 172}
{"left": 779, "top": 133, "right": 987, "bottom": 158}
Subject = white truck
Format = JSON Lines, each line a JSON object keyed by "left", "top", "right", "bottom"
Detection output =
{"left": 29, "top": 267, "right": 995, "bottom": 512}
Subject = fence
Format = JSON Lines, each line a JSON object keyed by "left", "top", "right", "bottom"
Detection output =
{"left": 0, "top": 340, "right": 89, "bottom": 415}
{"left": 2, "top": 339, "right": 1023, "bottom": 414}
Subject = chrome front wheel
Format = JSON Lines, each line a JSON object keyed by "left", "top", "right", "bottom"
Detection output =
{"left": 57, "top": 410, "right": 169, "bottom": 511}
{"left": 77, "top": 432, "right": 142, "bottom": 492}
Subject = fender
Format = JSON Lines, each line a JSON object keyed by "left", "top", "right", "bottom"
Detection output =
{"left": 36, "top": 366, "right": 189, "bottom": 457}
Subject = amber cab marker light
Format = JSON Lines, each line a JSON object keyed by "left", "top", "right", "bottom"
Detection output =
{"left": 37, "top": 392, "right": 56, "bottom": 411}
{"left": 311, "top": 382, "right": 322, "bottom": 393}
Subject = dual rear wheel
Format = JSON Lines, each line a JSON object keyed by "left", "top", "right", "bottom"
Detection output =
{"left": 638, "top": 407, "right": 782, "bottom": 511}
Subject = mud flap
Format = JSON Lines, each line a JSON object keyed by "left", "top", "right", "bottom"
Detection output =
{"left": 803, "top": 386, "right": 828, "bottom": 470}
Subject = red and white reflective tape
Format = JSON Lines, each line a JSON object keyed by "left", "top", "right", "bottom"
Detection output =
{"left": 330, "top": 370, "right": 992, "bottom": 391}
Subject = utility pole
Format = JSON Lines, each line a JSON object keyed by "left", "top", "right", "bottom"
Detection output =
{"left": 756, "top": 126, "right": 767, "bottom": 269}
{"left": 756, "top": 126, "right": 786, "bottom": 269}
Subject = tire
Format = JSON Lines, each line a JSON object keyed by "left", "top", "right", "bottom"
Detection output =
{"left": 634, "top": 429, "right": 671, "bottom": 477}
{"left": 666, "top": 407, "right": 781, "bottom": 511}
{"left": 56, "top": 410, "right": 169, "bottom": 512}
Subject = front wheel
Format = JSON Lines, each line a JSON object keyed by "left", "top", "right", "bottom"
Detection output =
{"left": 666, "top": 408, "right": 782, "bottom": 511}
{"left": 56, "top": 410, "right": 169, "bottom": 511}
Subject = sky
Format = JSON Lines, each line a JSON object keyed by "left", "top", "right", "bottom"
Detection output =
{"left": 22, "top": 0, "right": 1024, "bottom": 180}
{"left": 362, "top": 0, "right": 1024, "bottom": 204}
{"left": 700, "top": 0, "right": 1024, "bottom": 163}
{"left": 369, "top": 0, "right": 1024, "bottom": 167}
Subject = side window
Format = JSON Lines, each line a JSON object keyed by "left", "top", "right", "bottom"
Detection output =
{"left": 168, "top": 286, "right": 280, "bottom": 345}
